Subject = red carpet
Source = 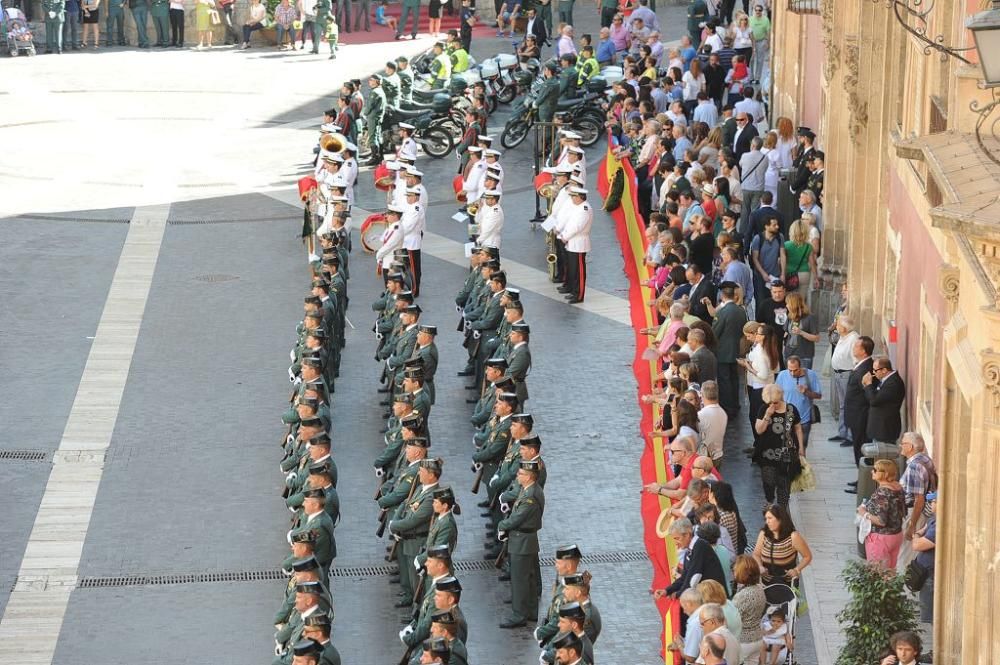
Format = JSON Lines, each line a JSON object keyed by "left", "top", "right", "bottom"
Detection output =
{"left": 336, "top": 5, "right": 493, "bottom": 45}
{"left": 597, "top": 134, "right": 682, "bottom": 663}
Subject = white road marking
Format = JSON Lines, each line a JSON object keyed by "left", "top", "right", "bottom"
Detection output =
{"left": 0, "top": 202, "right": 170, "bottom": 665}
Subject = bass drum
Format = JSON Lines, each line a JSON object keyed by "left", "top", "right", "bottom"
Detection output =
{"left": 373, "top": 163, "right": 393, "bottom": 191}
{"left": 360, "top": 213, "right": 389, "bottom": 254}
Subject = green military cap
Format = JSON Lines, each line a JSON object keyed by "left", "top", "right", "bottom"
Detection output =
{"left": 483, "top": 259, "right": 501, "bottom": 270}
{"left": 305, "top": 311, "right": 323, "bottom": 320}
{"left": 304, "top": 613, "right": 332, "bottom": 627}
{"left": 505, "top": 300, "right": 524, "bottom": 311}
{"left": 435, "top": 576, "right": 462, "bottom": 595}
{"left": 426, "top": 544, "right": 451, "bottom": 561}
{"left": 307, "top": 328, "right": 327, "bottom": 339}
{"left": 504, "top": 287, "right": 521, "bottom": 301}
{"left": 290, "top": 530, "right": 317, "bottom": 544}
{"left": 301, "top": 416, "right": 323, "bottom": 428}
{"left": 296, "top": 581, "right": 323, "bottom": 595}
{"left": 418, "top": 325, "right": 437, "bottom": 335}
{"left": 511, "top": 322, "right": 530, "bottom": 335}
{"left": 302, "top": 356, "right": 323, "bottom": 369}
{"left": 397, "top": 291, "right": 415, "bottom": 304}
{"left": 305, "top": 295, "right": 322, "bottom": 305}
{"left": 299, "top": 397, "right": 320, "bottom": 409}
{"left": 407, "top": 436, "right": 430, "bottom": 448}
{"left": 559, "top": 602, "right": 586, "bottom": 620}
{"left": 403, "top": 304, "right": 422, "bottom": 315}
{"left": 403, "top": 357, "right": 425, "bottom": 368}
{"left": 494, "top": 377, "right": 515, "bottom": 391}
{"left": 519, "top": 459, "right": 541, "bottom": 472}
{"left": 551, "top": 631, "right": 583, "bottom": 651}
{"left": 511, "top": 413, "right": 534, "bottom": 427}
{"left": 519, "top": 434, "right": 541, "bottom": 449}
{"left": 562, "top": 573, "right": 587, "bottom": 586}
{"left": 419, "top": 458, "right": 442, "bottom": 475}
{"left": 555, "top": 544, "right": 583, "bottom": 560}
{"left": 308, "top": 433, "right": 331, "bottom": 447}
{"left": 400, "top": 412, "right": 423, "bottom": 427}
{"left": 293, "top": 640, "right": 321, "bottom": 656}
{"left": 485, "top": 357, "right": 509, "bottom": 369}
{"left": 403, "top": 368, "right": 425, "bottom": 380}
{"left": 394, "top": 392, "right": 415, "bottom": 404}
{"left": 431, "top": 609, "right": 457, "bottom": 625}
{"left": 478, "top": 246, "right": 500, "bottom": 259}
{"left": 387, "top": 272, "right": 406, "bottom": 283}
{"left": 291, "top": 555, "right": 320, "bottom": 572}
{"left": 396, "top": 55, "right": 409, "bottom": 63}
{"left": 497, "top": 392, "right": 518, "bottom": 405}
{"left": 432, "top": 486, "right": 460, "bottom": 513}
{"left": 322, "top": 256, "right": 340, "bottom": 266}
{"left": 422, "top": 637, "right": 450, "bottom": 657}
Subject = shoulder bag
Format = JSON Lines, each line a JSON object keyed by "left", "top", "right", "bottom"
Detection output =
{"left": 784, "top": 245, "right": 809, "bottom": 290}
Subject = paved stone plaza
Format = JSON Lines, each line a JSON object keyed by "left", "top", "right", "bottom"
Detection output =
{"left": 0, "top": 10, "right": 881, "bottom": 665}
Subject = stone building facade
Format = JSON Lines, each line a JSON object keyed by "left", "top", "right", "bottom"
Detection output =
{"left": 771, "top": 0, "right": 1000, "bottom": 662}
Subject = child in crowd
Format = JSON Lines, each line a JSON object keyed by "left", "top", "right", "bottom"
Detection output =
{"left": 761, "top": 607, "right": 792, "bottom": 665}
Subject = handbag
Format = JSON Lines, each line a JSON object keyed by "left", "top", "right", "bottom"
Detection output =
{"left": 904, "top": 559, "right": 930, "bottom": 592}
{"left": 784, "top": 247, "right": 808, "bottom": 290}
{"left": 811, "top": 403, "right": 821, "bottom": 423}
{"left": 209, "top": 8, "right": 221, "bottom": 23}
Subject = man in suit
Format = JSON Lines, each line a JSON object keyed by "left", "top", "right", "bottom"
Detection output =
{"left": 843, "top": 335, "right": 875, "bottom": 489}
{"left": 688, "top": 329, "right": 717, "bottom": 383}
{"left": 747, "top": 191, "right": 786, "bottom": 240}
{"left": 657, "top": 518, "right": 726, "bottom": 598}
{"left": 789, "top": 127, "right": 816, "bottom": 195}
{"left": 524, "top": 5, "right": 547, "bottom": 45}
{"left": 732, "top": 111, "right": 759, "bottom": 162}
{"left": 711, "top": 282, "right": 748, "bottom": 415}
{"left": 863, "top": 356, "right": 905, "bottom": 445}
{"left": 686, "top": 263, "right": 715, "bottom": 322}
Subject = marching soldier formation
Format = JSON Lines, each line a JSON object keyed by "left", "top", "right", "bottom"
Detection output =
{"left": 275, "top": 109, "right": 600, "bottom": 665}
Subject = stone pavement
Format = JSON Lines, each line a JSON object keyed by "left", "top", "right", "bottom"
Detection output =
{"left": 0, "top": 5, "right": 865, "bottom": 663}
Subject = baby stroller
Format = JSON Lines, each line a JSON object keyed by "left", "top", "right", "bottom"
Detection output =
{"left": 762, "top": 581, "right": 800, "bottom": 665}
{"left": 2, "top": 5, "right": 36, "bottom": 56}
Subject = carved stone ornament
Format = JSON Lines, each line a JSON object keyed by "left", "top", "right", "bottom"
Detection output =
{"left": 842, "top": 37, "right": 869, "bottom": 141}
{"left": 822, "top": 0, "right": 839, "bottom": 83}
{"left": 938, "top": 264, "right": 960, "bottom": 304}
{"left": 982, "top": 350, "right": 1000, "bottom": 425}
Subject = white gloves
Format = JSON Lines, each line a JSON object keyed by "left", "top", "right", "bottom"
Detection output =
{"left": 375, "top": 467, "right": 385, "bottom": 478}
{"left": 500, "top": 501, "right": 510, "bottom": 514}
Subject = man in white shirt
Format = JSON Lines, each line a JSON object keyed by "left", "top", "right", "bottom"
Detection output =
{"left": 401, "top": 188, "right": 424, "bottom": 296}
{"left": 341, "top": 143, "right": 359, "bottom": 206}
{"left": 830, "top": 314, "right": 860, "bottom": 443}
{"left": 375, "top": 204, "right": 405, "bottom": 278}
{"left": 475, "top": 190, "right": 504, "bottom": 250}
{"left": 734, "top": 86, "right": 765, "bottom": 124}
{"left": 697, "top": 381, "right": 728, "bottom": 467}
{"left": 396, "top": 123, "right": 419, "bottom": 161}
{"left": 698, "top": 604, "right": 740, "bottom": 665}
{"left": 557, "top": 187, "right": 593, "bottom": 304}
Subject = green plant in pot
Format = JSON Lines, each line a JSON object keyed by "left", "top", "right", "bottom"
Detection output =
{"left": 835, "top": 560, "right": 920, "bottom": 665}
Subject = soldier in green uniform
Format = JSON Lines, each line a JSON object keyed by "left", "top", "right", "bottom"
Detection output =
{"left": 489, "top": 415, "right": 534, "bottom": 534}
{"left": 535, "top": 63, "right": 561, "bottom": 155}
{"left": 401, "top": 576, "right": 468, "bottom": 646}
{"left": 495, "top": 299, "right": 524, "bottom": 359}
{"left": 150, "top": 0, "right": 169, "bottom": 45}
{"left": 287, "top": 638, "right": 321, "bottom": 665}
{"left": 312, "top": 0, "right": 331, "bottom": 54}
{"left": 686, "top": 0, "right": 708, "bottom": 46}
{"left": 274, "top": 556, "right": 332, "bottom": 631}
{"left": 534, "top": 546, "right": 583, "bottom": 647}
{"left": 504, "top": 322, "right": 532, "bottom": 406}
{"left": 473, "top": 392, "right": 516, "bottom": 528}
{"left": 415, "top": 486, "right": 460, "bottom": 568}
{"left": 288, "top": 487, "right": 337, "bottom": 572}
{"left": 42, "top": 0, "right": 66, "bottom": 53}
{"left": 389, "top": 457, "right": 441, "bottom": 606}
{"left": 363, "top": 74, "right": 387, "bottom": 165}
{"left": 287, "top": 462, "right": 340, "bottom": 528}
{"left": 273, "top": 581, "right": 325, "bottom": 662}
{"left": 413, "top": 325, "right": 439, "bottom": 404}
{"left": 497, "top": 460, "right": 545, "bottom": 628}
{"left": 395, "top": 0, "right": 419, "bottom": 39}
{"left": 128, "top": 0, "right": 150, "bottom": 47}
{"left": 104, "top": 0, "right": 127, "bottom": 44}
{"left": 382, "top": 61, "right": 401, "bottom": 108}
{"left": 565, "top": 572, "right": 601, "bottom": 645}
{"left": 396, "top": 56, "right": 414, "bottom": 104}
{"left": 377, "top": 437, "right": 427, "bottom": 547}
{"left": 301, "top": 615, "right": 341, "bottom": 665}
{"left": 281, "top": 526, "right": 318, "bottom": 576}
{"left": 558, "top": 54, "right": 580, "bottom": 98}
{"left": 375, "top": 394, "right": 415, "bottom": 470}
{"left": 550, "top": 631, "right": 585, "bottom": 665}
{"left": 429, "top": 609, "right": 469, "bottom": 665}
{"left": 463, "top": 270, "right": 506, "bottom": 377}
{"left": 402, "top": 545, "right": 454, "bottom": 650}
{"left": 540, "top": 603, "right": 593, "bottom": 664}
{"left": 385, "top": 304, "right": 421, "bottom": 395}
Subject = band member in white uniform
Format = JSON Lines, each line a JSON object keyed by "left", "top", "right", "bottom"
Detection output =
{"left": 475, "top": 189, "right": 504, "bottom": 252}
{"left": 341, "top": 142, "right": 359, "bottom": 206}
{"left": 554, "top": 129, "right": 582, "bottom": 166}
{"left": 461, "top": 147, "right": 486, "bottom": 202}
{"left": 376, "top": 204, "right": 406, "bottom": 281}
{"left": 564, "top": 146, "right": 587, "bottom": 181}
{"left": 482, "top": 149, "right": 504, "bottom": 187}
{"left": 397, "top": 123, "right": 419, "bottom": 162}
{"left": 401, "top": 187, "right": 425, "bottom": 296}
{"left": 558, "top": 186, "right": 594, "bottom": 304}
{"left": 544, "top": 164, "right": 575, "bottom": 282}
{"left": 404, "top": 167, "right": 429, "bottom": 209}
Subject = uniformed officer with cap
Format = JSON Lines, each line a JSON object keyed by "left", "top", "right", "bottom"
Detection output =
{"left": 540, "top": 602, "right": 593, "bottom": 664}
{"left": 401, "top": 187, "right": 425, "bottom": 297}
{"left": 413, "top": 325, "right": 439, "bottom": 403}
{"left": 473, "top": 393, "right": 516, "bottom": 517}
{"left": 558, "top": 187, "right": 593, "bottom": 304}
{"left": 504, "top": 322, "right": 532, "bottom": 406}
{"left": 403, "top": 545, "right": 453, "bottom": 649}
{"left": 415, "top": 487, "right": 460, "bottom": 568}
{"left": 274, "top": 556, "right": 333, "bottom": 630}
{"left": 396, "top": 122, "right": 418, "bottom": 161}
{"left": 376, "top": 204, "right": 406, "bottom": 279}
{"left": 274, "top": 581, "right": 325, "bottom": 662}
{"left": 474, "top": 190, "right": 504, "bottom": 251}
{"left": 397, "top": 55, "right": 414, "bottom": 103}
{"left": 287, "top": 638, "right": 321, "bottom": 665}
{"left": 288, "top": 486, "right": 336, "bottom": 573}
{"left": 301, "top": 613, "right": 341, "bottom": 665}
{"left": 550, "top": 631, "right": 585, "bottom": 665}
{"left": 497, "top": 459, "right": 545, "bottom": 628}
{"left": 389, "top": 457, "right": 441, "bottom": 606}
{"left": 535, "top": 545, "right": 583, "bottom": 646}
{"left": 364, "top": 74, "right": 387, "bottom": 165}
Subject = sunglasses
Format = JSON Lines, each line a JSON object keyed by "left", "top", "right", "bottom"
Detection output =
{"left": 737, "top": 117, "right": 748, "bottom": 122}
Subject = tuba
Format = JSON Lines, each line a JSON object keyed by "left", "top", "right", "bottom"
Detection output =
{"left": 373, "top": 162, "right": 394, "bottom": 191}
{"left": 320, "top": 132, "right": 347, "bottom": 154}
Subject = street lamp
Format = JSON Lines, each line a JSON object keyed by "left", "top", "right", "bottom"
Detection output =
{"left": 968, "top": 0, "right": 1000, "bottom": 87}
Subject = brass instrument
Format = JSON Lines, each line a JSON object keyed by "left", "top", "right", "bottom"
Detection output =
{"left": 546, "top": 231, "right": 558, "bottom": 282}
{"left": 319, "top": 132, "right": 348, "bottom": 154}
{"left": 466, "top": 202, "right": 480, "bottom": 216}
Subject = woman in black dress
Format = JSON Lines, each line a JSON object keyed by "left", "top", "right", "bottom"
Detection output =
{"left": 428, "top": 0, "right": 444, "bottom": 38}
{"left": 752, "top": 383, "right": 804, "bottom": 507}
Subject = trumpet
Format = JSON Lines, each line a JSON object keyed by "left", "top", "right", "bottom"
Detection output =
{"left": 320, "top": 132, "right": 348, "bottom": 154}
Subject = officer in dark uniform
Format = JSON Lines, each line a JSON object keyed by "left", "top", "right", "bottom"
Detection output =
{"left": 497, "top": 459, "right": 545, "bottom": 628}
{"left": 806, "top": 150, "right": 824, "bottom": 206}
{"left": 364, "top": 74, "right": 387, "bottom": 165}
{"left": 789, "top": 127, "right": 816, "bottom": 194}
